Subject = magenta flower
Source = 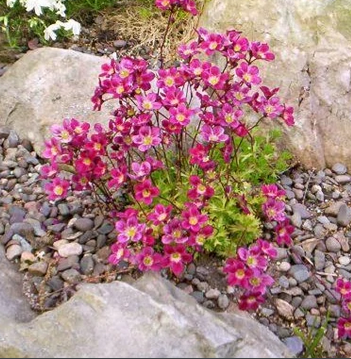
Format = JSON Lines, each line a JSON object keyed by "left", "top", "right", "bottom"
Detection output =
{"left": 177, "top": 41, "right": 199, "bottom": 59}
{"left": 129, "top": 161, "right": 151, "bottom": 180}
{"left": 51, "top": 123, "right": 73, "bottom": 144}
{"left": 223, "top": 258, "right": 251, "bottom": 287}
{"left": 108, "top": 243, "right": 131, "bottom": 265}
{"left": 189, "top": 143, "right": 216, "bottom": 170}
{"left": 179, "top": 0, "right": 198, "bottom": 15}
{"left": 163, "top": 244, "right": 192, "bottom": 276}
{"left": 275, "top": 219, "right": 294, "bottom": 247}
{"left": 187, "top": 175, "right": 214, "bottom": 200}
{"left": 202, "top": 65, "right": 228, "bottom": 89}
{"left": 282, "top": 106, "right": 295, "bottom": 126}
{"left": 226, "top": 36, "right": 249, "bottom": 61}
{"left": 200, "top": 33, "right": 224, "bottom": 55}
{"left": 342, "top": 298, "right": 351, "bottom": 313}
{"left": 236, "top": 62, "right": 261, "bottom": 86}
{"left": 134, "top": 179, "right": 160, "bottom": 205}
{"left": 335, "top": 278, "right": 351, "bottom": 296}
{"left": 40, "top": 163, "right": 59, "bottom": 179}
{"left": 161, "top": 87, "right": 185, "bottom": 108}
{"left": 155, "top": 0, "right": 174, "bottom": 11}
{"left": 247, "top": 269, "right": 274, "bottom": 294}
{"left": 259, "top": 96, "right": 284, "bottom": 119}
{"left": 201, "top": 124, "right": 229, "bottom": 143}
{"left": 254, "top": 239, "right": 278, "bottom": 259}
{"left": 218, "top": 103, "right": 242, "bottom": 128}
{"left": 169, "top": 103, "right": 195, "bottom": 126}
{"left": 42, "top": 138, "right": 62, "bottom": 159}
{"left": 136, "top": 246, "right": 163, "bottom": 272}
{"left": 189, "top": 225, "right": 213, "bottom": 247}
{"left": 337, "top": 317, "right": 351, "bottom": 339}
{"left": 238, "top": 292, "right": 265, "bottom": 311}
{"left": 115, "top": 216, "right": 145, "bottom": 243}
{"left": 136, "top": 93, "right": 162, "bottom": 111}
{"left": 262, "top": 198, "right": 286, "bottom": 222}
{"left": 44, "top": 177, "right": 70, "bottom": 201}
{"left": 147, "top": 204, "right": 173, "bottom": 225}
{"left": 261, "top": 184, "right": 286, "bottom": 199}
{"left": 250, "top": 42, "right": 275, "bottom": 61}
{"left": 181, "top": 204, "right": 208, "bottom": 233}
{"left": 162, "top": 218, "right": 188, "bottom": 244}
{"left": 108, "top": 166, "right": 127, "bottom": 189}
{"left": 157, "top": 67, "right": 184, "bottom": 88}
{"left": 132, "top": 126, "right": 162, "bottom": 152}
{"left": 237, "top": 247, "right": 268, "bottom": 270}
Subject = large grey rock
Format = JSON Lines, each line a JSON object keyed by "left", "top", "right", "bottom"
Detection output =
{"left": 0, "top": 246, "right": 36, "bottom": 323}
{"left": 0, "top": 48, "right": 114, "bottom": 155}
{"left": 0, "top": 273, "right": 291, "bottom": 358}
{"left": 200, "top": 0, "right": 351, "bottom": 169}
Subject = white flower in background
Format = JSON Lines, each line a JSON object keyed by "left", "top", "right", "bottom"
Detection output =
{"left": 61, "top": 19, "right": 81, "bottom": 36}
{"left": 24, "top": 0, "right": 53, "bottom": 16}
{"left": 6, "top": 0, "right": 18, "bottom": 7}
{"left": 44, "top": 19, "right": 81, "bottom": 41}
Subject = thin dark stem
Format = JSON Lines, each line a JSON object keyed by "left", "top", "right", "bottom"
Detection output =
{"left": 159, "top": 7, "right": 175, "bottom": 68}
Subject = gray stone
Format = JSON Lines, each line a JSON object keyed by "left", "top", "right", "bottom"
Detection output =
{"left": 337, "top": 204, "right": 351, "bottom": 226}
{"left": 314, "top": 250, "right": 325, "bottom": 271}
{"left": 74, "top": 218, "right": 94, "bottom": 232}
{"left": 6, "top": 244, "right": 23, "bottom": 261}
{"left": 278, "top": 262, "right": 291, "bottom": 272}
{"left": 61, "top": 268, "right": 82, "bottom": 284}
{"left": 28, "top": 262, "right": 48, "bottom": 277}
{"left": 217, "top": 294, "right": 229, "bottom": 310}
{"left": 58, "top": 242, "right": 83, "bottom": 258}
{"left": 316, "top": 191, "right": 325, "bottom": 202}
{"left": 24, "top": 218, "right": 46, "bottom": 237}
{"left": 292, "top": 204, "right": 311, "bottom": 219}
{"left": 279, "top": 276, "right": 290, "bottom": 289}
{"left": 80, "top": 255, "right": 95, "bottom": 275}
{"left": 275, "top": 299, "right": 294, "bottom": 319}
{"left": 58, "top": 203, "right": 70, "bottom": 216}
{"left": 326, "top": 237, "right": 341, "bottom": 252}
{"left": 0, "top": 274, "right": 291, "bottom": 358}
{"left": 205, "top": 288, "right": 221, "bottom": 300}
{"left": 339, "top": 256, "right": 351, "bottom": 266}
{"left": 300, "top": 295, "right": 318, "bottom": 310}
{"left": 314, "top": 224, "right": 327, "bottom": 239}
{"left": 290, "top": 212, "right": 302, "bottom": 228}
{"left": 289, "top": 265, "right": 311, "bottom": 283}
{"left": 113, "top": 40, "right": 127, "bottom": 48}
{"left": 283, "top": 336, "right": 304, "bottom": 356}
{"left": 280, "top": 175, "right": 293, "bottom": 186}
{"left": 332, "top": 163, "right": 347, "bottom": 175}
{"left": 325, "top": 201, "right": 344, "bottom": 216}
{"left": 306, "top": 314, "right": 321, "bottom": 328}
{"left": 335, "top": 175, "right": 351, "bottom": 184}
{"left": 190, "top": 291, "right": 205, "bottom": 304}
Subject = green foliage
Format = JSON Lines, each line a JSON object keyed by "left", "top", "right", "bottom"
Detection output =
{"left": 293, "top": 314, "right": 329, "bottom": 358}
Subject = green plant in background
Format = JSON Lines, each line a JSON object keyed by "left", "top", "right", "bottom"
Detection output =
{"left": 293, "top": 314, "right": 329, "bottom": 358}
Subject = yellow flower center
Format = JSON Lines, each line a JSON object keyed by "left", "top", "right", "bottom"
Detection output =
{"left": 176, "top": 114, "right": 186, "bottom": 123}
{"left": 61, "top": 130, "right": 70, "bottom": 140}
{"left": 116, "top": 248, "right": 124, "bottom": 259}
{"left": 345, "top": 322, "right": 351, "bottom": 329}
{"left": 197, "top": 184, "right": 206, "bottom": 194}
{"left": 83, "top": 158, "right": 92, "bottom": 166}
{"left": 53, "top": 186, "right": 64, "bottom": 196}
{"left": 143, "top": 136, "right": 153, "bottom": 146}
{"left": 120, "top": 69, "right": 130, "bottom": 78}
{"left": 236, "top": 269, "right": 245, "bottom": 279}
{"left": 225, "top": 114, "right": 234, "bottom": 123}
{"left": 173, "top": 229, "right": 182, "bottom": 238}
{"left": 126, "top": 227, "right": 137, "bottom": 238}
{"left": 142, "top": 189, "right": 151, "bottom": 198}
{"left": 165, "top": 77, "right": 174, "bottom": 86}
{"left": 208, "top": 76, "right": 219, "bottom": 86}
{"left": 189, "top": 217, "right": 198, "bottom": 226}
{"left": 143, "top": 256, "right": 153, "bottom": 266}
{"left": 234, "top": 44, "right": 241, "bottom": 52}
{"left": 209, "top": 42, "right": 217, "bottom": 50}
{"left": 243, "top": 73, "right": 252, "bottom": 83}
{"left": 143, "top": 101, "right": 153, "bottom": 110}
{"left": 170, "top": 253, "right": 181, "bottom": 262}
{"left": 116, "top": 85, "right": 124, "bottom": 94}
{"left": 265, "top": 105, "right": 274, "bottom": 114}
{"left": 94, "top": 143, "right": 102, "bottom": 151}
{"left": 158, "top": 213, "right": 167, "bottom": 221}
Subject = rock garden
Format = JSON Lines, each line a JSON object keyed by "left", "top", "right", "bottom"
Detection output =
{"left": 1, "top": 1, "right": 351, "bottom": 358}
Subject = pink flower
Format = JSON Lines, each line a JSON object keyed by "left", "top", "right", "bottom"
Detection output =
{"left": 262, "top": 198, "right": 286, "bottom": 222}
{"left": 238, "top": 292, "right": 265, "bottom": 311}
{"left": 337, "top": 317, "right": 351, "bottom": 339}
{"left": 342, "top": 298, "right": 351, "bottom": 313}
{"left": 162, "top": 218, "right": 188, "bottom": 244}
{"left": 157, "top": 67, "right": 184, "bottom": 88}
{"left": 132, "top": 126, "right": 162, "bottom": 152}
{"left": 179, "top": 0, "right": 198, "bottom": 15}
{"left": 236, "top": 62, "right": 261, "bottom": 86}
{"left": 177, "top": 41, "right": 199, "bottom": 60}
{"left": 201, "top": 124, "right": 229, "bottom": 143}
{"left": 237, "top": 247, "right": 267, "bottom": 270}
{"left": 155, "top": 0, "right": 174, "bottom": 11}
{"left": 134, "top": 179, "right": 160, "bottom": 205}
{"left": 161, "top": 87, "right": 185, "bottom": 108}
{"left": 147, "top": 204, "right": 173, "bottom": 225}
{"left": 42, "top": 138, "right": 62, "bottom": 159}
{"left": 246, "top": 269, "right": 274, "bottom": 294}
{"left": 335, "top": 278, "right": 351, "bottom": 296}
{"left": 181, "top": 204, "right": 208, "bottom": 233}
{"left": 189, "top": 225, "right": 213, "bottom": 247}
{"left": 163, "top": 244, "right": 192, "bottom": 276}
{"left": 250, "top": 42, "right": 275, "bottom": 61}
{"left": 108, "top": 166, "right": 127, "bottom": 189}
{"left": 224, "top": 258, "right": 251, "bottom": 288}
{"left": 129, "top": 161, "right": 151, "bottom": 180}
{"left": 282, "top": 106, "right": 295, "bottom": 126}
{"left": 50, "top": 123, "right": 73, "bottom": 144}
{"left": 275, "top": 219, "right": 294, "bottom": 247}
{"left": 189, "top": 143, "right": 216, "bottom": 170}
{"left": 169, "top": 103, "right": 195, "bottom": 126}
{"left": 136, "top": 246, "right": 163, "bottom": 272}
{"left": 200, "top": 33, "right": 224, "bottom": 55}
{"left": 218, "top": 103, "right": 242, "bottom": 128}
{"left": 259, "top": 96, "right": 284, "bottom": 119}
{"left": 187, "top": 175, "right": 214, "bottom": 200}
{"left": 202, "top": 65, "right": 228, "bottom": 90}
{"left": 40, "top": 163, "right": 59, "bottom": 179}
{"left": 44, "top": 177, "right": 70, "bottom": 201}
{"left": 254, "top": 239, "right": 278, "bottom": 259}
{"left": 115, "top": 216, "right": 145, "bottom": 243}
{"left": 136, "top": 93, "right": 162, "bottom": 111}
{"left": 108, "top": 243, "right": 131, "bottom": 265}
{"left": 226, "top": 36, "right": 249, "bottom": 61}
{"left": 261, "top": 184, "right": 286, "bottom": 199}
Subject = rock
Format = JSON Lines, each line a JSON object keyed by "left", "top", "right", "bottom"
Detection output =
{"left": 28, "top": 262, "right": 48, "bottom": 277}
{"left": 80, "top": 255, "right": 95, "bottom": 275}
{"left": 292, "top": 204, "right": 311, "bottom": 219}
{"left": 6, "top": 244, "right": 23, "bottom": 261}
{"left": 290, "top": 212, "right": 302, "bottom": 228}
{"left": 279, "top": 262, "right": 291, "bottom": 272}
{"left": 325, "top": 201, "right": 344, "bottom": 216}
{"left": 200, "top": 0, "right": 351, "bottom": 170}
{"left": 0, "top": 48, "right": 116, "bottom": 154}
{"left": 334, "top": 232, "right": 350, "bottom": 252}
{"left": 0, "top": 274, "right": 291, "bottom": 357}
{"left": 289, "top": 265, "right": 311, "bottom": 283}
{"left": 300, "top": 295, "right": 318, "bottom": 310}
{"left": 332, "top": 163, "right": 347, "bottom": 175}
{"left": 61, "top": 268, "right": 82, "bottom": 284}
{"left": 337, "top": 204, "right": 351, "bottom": 226}
{"left": 283, "top": 336, "right": 304, "bottom": 356}
{"left": 314, "top": 250, "right": 325, "bottom": 271}
{"left": 205, "top": 288, "right": 221, "bottom": 300}
{"left": 217, "top": 294, "right": 229, "bottom": 309}
{"left": 6, "top": 130, "right": 20, "bottom": 148}
{"left": 326, "top": 237, "right": 341, "bottom": 252}
{"left": 335, "top": 175, "right": 351, "bottom": 184}
{"left": 275, "top": 298, "right": 294, "bottom": 319}
{"left": 58, "top": 243, "right": 83, "bottom": 258}
{"left": 339, "top": 256, "right": 351, "bottom": 266}
{"left": 113, "top": 40, "right": 127, "bottom": 48}
{"left": 73, "top": 218, "right": 94, "bottom": 232}
{"left": 190, "top": 291, "right": 205, "bottom": 304}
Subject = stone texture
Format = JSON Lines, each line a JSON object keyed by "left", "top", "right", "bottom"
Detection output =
{"left": 0, "top": 273, "right": 291, "bottom": 358}
{"left": 200, "top": 0, "right": 351, "bottom": 169}
{"left": 0, "top": 48, "right": 115, "bottom": 154}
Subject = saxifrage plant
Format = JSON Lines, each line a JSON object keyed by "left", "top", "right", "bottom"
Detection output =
{"left": 41, "top": 0, "right": 297, "bottom": 311}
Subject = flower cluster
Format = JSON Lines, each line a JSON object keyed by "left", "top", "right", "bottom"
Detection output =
{"left": 43, "top": 1, "right": 295, "bottom": 300}
{"left": 223, "top": 184, "right": 293, "bottom": 310}
{"left": 335, "top": 278, "right": 351, "bottom": 339}
{"left": 5, "top": 0, "right": 81, "bottom": 41}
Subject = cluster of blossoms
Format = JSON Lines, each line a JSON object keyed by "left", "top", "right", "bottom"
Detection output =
{"left": 223, "top": 184, "right": 294, "bottom": 310}
{"left": 335, "top": 278, "right": 351, "bottom": 339}
{"left": 43, "top": 0, "right": 295, "bottom": 307}
{"left": 5, "top": 0, "right": 81, "bottom": 40}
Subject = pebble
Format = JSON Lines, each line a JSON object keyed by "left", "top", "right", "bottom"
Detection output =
{"left": 6, "top": 244, "right": 23, "bottom": 260}
{"left": 61, "top": 269, "right": 82, "bottom": 284}
{"left": 278, "top": 262, "right": 291, "bottom": 272}
{"left": 300, "top": 295, "right": 318, "bottom": 310}
{"left": 332, "top": 163, "right": 347, "bottom": 175}
{"left": 335, "top": 175, "right": 351, "bottom": 184}
{"left": 289, "top": 265, "right": 311, "bottom": 283}
{"left": 275, "top": 298, "right": 294, "bottom": 319}
{"left": 205, "top": 288, "right": 221, "bottom": 299}
{"left": 113, "top": 40, "right": 127, "bottom": 48}
{"left": 337, "top": 204, "right": 351, "bottom": 226}
{"left": 217, "top": 294, "right": 229, "bottom": 309}
{"left": 28, "top": 261, "right": 48, "bottom": 276}
{"left": 58, "top": 242, "right": 83, "bottom": 258}
{"left": 339, "top": 256, "right": 351, "bottom": 266}
{"left": 326, "top": 237, "right": 341, "bottom": 252}
{"left": 191, "top": 291, "right": 204, "bottom": 304}
{"left": 314, "top": 250, "right": 326, "bottom": 270}
{"left": 74, "top": 218, "right": 94, "bottom": 232}
{"left": 325, "top": 201, "right": 344, "bottom": 216}
{"left": 283, "top": 336, "right": 304, "bottom": 356}
{"left": 80, "top": 255, "right": 95, "bottom": 275}
{"left": 292, "top": 203, "right": 311, "bottom": 219}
